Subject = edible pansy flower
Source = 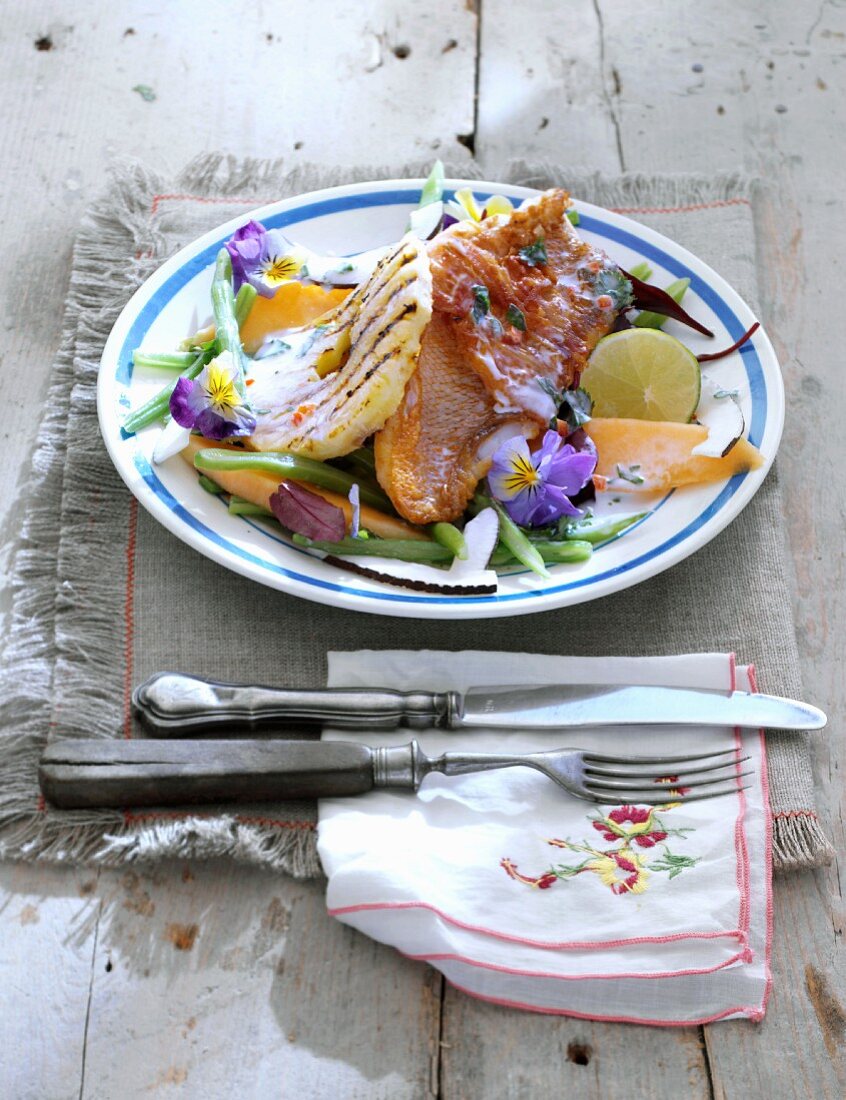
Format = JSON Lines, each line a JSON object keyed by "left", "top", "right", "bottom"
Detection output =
{"left": 443, "top": 187, "right": 514, "bottom": 228}
{"left": 225, "top": 220, "right": 308, "bottom": 298}
{"left": 488, "top": 430, "right": 597, "bottom": 527}
{"left": 169, "top": 351, "right": 255, "bottom": 441}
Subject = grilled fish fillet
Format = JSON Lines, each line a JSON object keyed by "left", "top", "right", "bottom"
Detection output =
{"left": 376, "top": 189, "right": 623, "bottom": 523}
{"left": 246, "top": 235, "right": 432, "bottom": 459}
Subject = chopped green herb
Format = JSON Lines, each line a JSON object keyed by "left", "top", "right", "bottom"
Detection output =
{"left": 615, "top": 463, "right": 645, "bottom": 486}
{"left": 132, "top": 84, "right": 156, "bottom": 102}
{"left": 471, "top": 284, "right": 491, "bottom": 322}
{"left": 713, "top": 388, "right": 740, "bottom": 399}
{"left": 505, "top": 303, "right": 527, "bottom": 331}
{"left": 588, "top": 265, "right": 634, "bottom": 311}
{"left": 566, "top": 208, "right": 580, "bottom": 226}
{"left": 334, "top": 261, "right": 354, "bottom": 273}
{"left": 519, "top": 238, "right": 548, "bottom": 267}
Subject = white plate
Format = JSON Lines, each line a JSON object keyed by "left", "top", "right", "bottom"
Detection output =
{"left": 98, "top": 179, "right": 783, "bottom": 619}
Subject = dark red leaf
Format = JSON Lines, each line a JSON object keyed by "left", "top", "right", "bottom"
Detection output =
{"left": 697, "top": 321, "right": 760, "bottom": 362}
{"left": 620, "top": 268, "right": 714, "bottom": 338}
{"left": 270, "top": 481, "right": 346, "bottom": 541}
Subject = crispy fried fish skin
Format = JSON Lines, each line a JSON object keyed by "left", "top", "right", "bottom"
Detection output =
{"left": 247, "top": 235, "right": 432, "bottom": 459}
{"left": 429, "top": 189, "right": 620, "bottom": 421}
{"left": 376, "top": 190, "right": 620, "bottom": 524}
{"left": 374, "top": 313, "right": 536, "bottom": 524}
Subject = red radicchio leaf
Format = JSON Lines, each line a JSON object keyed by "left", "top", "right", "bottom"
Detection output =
{"left": 270, "top": 481, "right": 346, "bottom": 541}
{"left": 696, "top": 321, "right": 760, "bottom": 362}
{"left": 620, "top": 268, "right": 714, "bottom": 338}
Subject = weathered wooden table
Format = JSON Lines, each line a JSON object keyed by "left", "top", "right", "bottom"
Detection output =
{"left": 1, "top": 3, "right": 843, "bottom": 1096}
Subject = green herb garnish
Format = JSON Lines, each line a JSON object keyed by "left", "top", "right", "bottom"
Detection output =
{"left": 519, "top": 238, "right": 548, "bottom": 267}
{"left": 615, "top": 463, "right": 645, "bottom": 486}
{"left": 505, "top": 304, "right": 527, "bottom": 331}
{"left": 471, "top": 284, "right": 491, "bottom": 322}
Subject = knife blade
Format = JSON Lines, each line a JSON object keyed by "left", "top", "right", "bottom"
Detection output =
{"left": 132, "top": 672, "right": 827, "bottom": 735}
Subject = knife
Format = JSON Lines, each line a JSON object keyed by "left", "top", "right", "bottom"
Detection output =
{"left": 132, "top": 672, "right": 827, "bottom": 736}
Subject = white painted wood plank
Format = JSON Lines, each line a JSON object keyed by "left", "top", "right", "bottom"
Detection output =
{"left": 476, "top": 0, "right": 623, "bottom": 173}
{"left": 80, "top": 862, "right": 438, "bottom": 1098}
{"left": 0, "top": 862, "right": 99, "bottom": 1100}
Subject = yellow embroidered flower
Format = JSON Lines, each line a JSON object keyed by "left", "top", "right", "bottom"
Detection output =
{"left": 586, "top": 847, "right": 649, "bottom": 895}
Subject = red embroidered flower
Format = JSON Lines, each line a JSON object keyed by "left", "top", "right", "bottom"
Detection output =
{"left": 592, "top": 805, "right": 668, "bottom": 848}
{"left": 501, "top": 858, "right": 558, "bottom": 889}
{"left": 655, "top": 775, "right": 692, "bottom": 797}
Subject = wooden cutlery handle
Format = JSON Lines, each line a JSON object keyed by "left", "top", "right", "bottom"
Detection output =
{"left": 38, "top": 738, "right": 377, "bottom": 809}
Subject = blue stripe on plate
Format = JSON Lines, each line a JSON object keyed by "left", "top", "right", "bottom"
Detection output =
{"left": 118, "top": 189, "right": 768, "bottom": 606}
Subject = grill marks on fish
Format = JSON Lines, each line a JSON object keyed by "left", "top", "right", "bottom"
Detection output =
{"left": 247, "top": 237, "right": 432, "bottom": 459}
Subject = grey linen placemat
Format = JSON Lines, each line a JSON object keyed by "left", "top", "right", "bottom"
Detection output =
{"left": 0, "top": 155, "right": 833, "bottom": 876}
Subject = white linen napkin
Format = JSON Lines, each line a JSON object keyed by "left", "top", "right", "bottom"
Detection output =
{"left": 318, "top": 652, "right": 771, "bottom": 1024}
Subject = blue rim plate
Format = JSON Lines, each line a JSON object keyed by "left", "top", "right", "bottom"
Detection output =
{"left": 98, "top": 179, "right": 784, "bottom": 619}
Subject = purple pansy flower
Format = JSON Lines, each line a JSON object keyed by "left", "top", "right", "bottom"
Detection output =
{"left": 169, "top": 352, "right": 255, "bottom": 441}
{"left": 487, "top": 431, "right": 597, "bottom": 527}
{"left": 225, "top": 220, "right": 307, "bottom": 297}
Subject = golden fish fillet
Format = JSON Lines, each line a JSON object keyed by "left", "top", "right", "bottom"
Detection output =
{"left": 374, "top": 313, "right": 535, "bottom": 524}
{"left": 376, "top": 190, "right": 622, "bottom": 523}
{"left": 246, "top": 235, "right": 432, "bottom": 459}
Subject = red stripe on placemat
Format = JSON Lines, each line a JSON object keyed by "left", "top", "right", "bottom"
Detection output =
{"left": 123, "top": 497, "right": 138, "bottom": 739}
{"left": 151, "top": 193, "right": 279, "bottom": 215}
{"left": 610, "top": 198, "right": 751, "bottom": 215}
{"left": 771, "top": 809, "right": 818, "bottom": 820}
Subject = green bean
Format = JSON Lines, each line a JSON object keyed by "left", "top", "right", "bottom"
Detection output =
{"left": 211, "top": 250, "right": 248, "bottom": 399}
{"left": 234, "top": 283, "right": 257, "bottom": 329}
{"left": 293, "top": 534, "right": 449, "bottom": 563}
{"left": 431, "top": 522, "right": 468, "bottom": 560}
{"left": 132, "top": 351, "right": 199, "bottom": 372}
{"left": 628, "top": 261, "right": 653, "bottom": 282}
{"left": 563, "top": 512, "right": 647, "bottom": 544}
{"left": 229, "top": 496, "right": 273, "bottom": 516}
{"left": 491, "top": 500, "right": 550, "bottom": 579}
{"left": 336, "top": 447, "right": 377, "bottom": 480}
{"left": 491, "top": 540, "right": 593, "bottom": 567}
{"left": 198, "top": 475, "right": 224, "bottom": 495}
{"left": 419, "top": 160, "right": 445, "bottom": 206}
{"left": 123, "top": 349, "right": 209, "bottom": 434}
{"left": 193, "top": 448, "right": 393, "bottom": 513}
{"left": 633, "top": 278, "right": 690, "bottom": 329}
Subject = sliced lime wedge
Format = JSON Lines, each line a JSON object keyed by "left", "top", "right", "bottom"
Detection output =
{"left": 581, "top": 329, "right": 701, "bottom": 422}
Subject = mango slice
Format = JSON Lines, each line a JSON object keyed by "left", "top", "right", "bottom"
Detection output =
{"left": 584, "top": 418, "right": 764, "bottom": 493}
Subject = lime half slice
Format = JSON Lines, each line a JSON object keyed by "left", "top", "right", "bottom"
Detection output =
{"left": 581, "top": 329, "right": 701, "bottom": 422}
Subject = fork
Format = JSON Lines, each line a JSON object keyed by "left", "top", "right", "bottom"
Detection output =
{"left": 38, "top": 737, "right": 751, "bottom": 809}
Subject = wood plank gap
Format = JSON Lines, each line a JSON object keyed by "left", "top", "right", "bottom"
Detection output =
{"left": 459, "top": 0, "right": 482, "bottom": 156}
{"left": 590, "top": 0, "right": 626, "bottom": 170}
{"left": 433, "top": 972, "right": 446, "bottom": 1099}
{"left": 699, "top": 1024, "right": 719, "bottom": 1100}
{"left": 77, "top": 891, "right": 103, "bottom": 1100}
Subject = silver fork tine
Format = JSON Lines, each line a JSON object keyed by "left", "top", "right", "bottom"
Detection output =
{"left": 582, "top": 747, "right": 739, "bottom": 766}
{"left": 584, "top": 757, "right": 750, "bottom": 780}
{"left": 585, "top": 769, "right": 754, "bottom": 795}
{"left": 582, "top": 785, "right": 752, "bottom": 806}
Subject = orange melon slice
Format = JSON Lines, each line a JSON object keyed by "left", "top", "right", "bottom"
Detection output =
{"left": 584, "top": 418, "right": 764, "bottom": 493}
{"left": 239, "top": 282, "right": 350, "bottom": 355}
{"left": 179, "top": 437, "right": 425, "bottom": 540}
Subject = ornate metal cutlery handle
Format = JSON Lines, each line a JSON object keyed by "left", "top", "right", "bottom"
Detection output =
{"left": 132, "top": 672, "right": 458, "bottom": 735}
